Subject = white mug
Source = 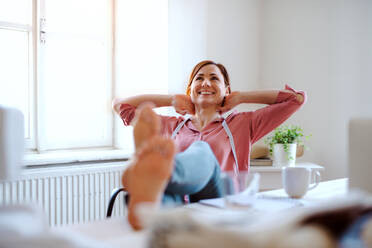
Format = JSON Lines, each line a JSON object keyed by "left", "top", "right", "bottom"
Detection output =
{"left": 282, "top": 167, "right": 321, "bottom": 198}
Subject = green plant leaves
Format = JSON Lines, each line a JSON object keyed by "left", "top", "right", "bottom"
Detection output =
{"left": 264, "top": 125, "right": 311, "bottom": 160}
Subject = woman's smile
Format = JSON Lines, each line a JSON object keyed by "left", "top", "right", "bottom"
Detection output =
{"left": 198, "top": 90, "right": 215, "bottom": 95}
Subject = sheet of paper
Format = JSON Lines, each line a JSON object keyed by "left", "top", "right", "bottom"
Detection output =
{"left": 199, "top": 195, "right": 302, "bottom": 213}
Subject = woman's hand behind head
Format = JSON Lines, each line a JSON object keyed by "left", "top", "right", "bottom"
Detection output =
{"left": 172, "top": 94, "right": 195, "bottom": 115}
{"left": 217, "top": 91, "right": 241, "bottom": 114}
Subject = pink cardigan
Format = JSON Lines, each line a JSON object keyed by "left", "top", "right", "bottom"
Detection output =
{"left": 119, "top": 85, "right": 306, "bottom": 172}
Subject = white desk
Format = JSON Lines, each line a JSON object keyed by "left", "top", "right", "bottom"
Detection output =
{"left": 251, "top": 162, "right": 324, "bottom": 191}
{"left": 258, "top": 178, "right": 347, "bottom": 201}
{"left": 55, "top": 178, "right": 346, "bottom": 248}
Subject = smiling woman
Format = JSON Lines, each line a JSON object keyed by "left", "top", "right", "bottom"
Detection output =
{"left": 188, "top": 62, "right": 230, "bottom": 115}
{"left": 112, "top": 59, "right": 307, "bottom": 230}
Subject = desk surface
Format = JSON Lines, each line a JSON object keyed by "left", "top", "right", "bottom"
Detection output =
{"left": 250, "top": 162, "right": 325, "bottom": 191}
{"left": 250, "top": 162, "right": 324, "bottom": 172}
{"left": 259, "top": 178, "right": 347, "bottom": 204}
{"left": 55, "top": 178, "right": 348, "bottom": 247}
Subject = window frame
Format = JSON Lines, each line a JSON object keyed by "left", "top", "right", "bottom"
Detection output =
{"left": 3, "top": 0, "right": 169, "bottom": 166}
{"left": 0, "top": 0, "right": 123, "bottom": 165}
{"left": 33, "top": 0, "right": 116, "bottom": 154}
{"left": 0, "top": 4, "right": 36, "bottom": 150}
{"left": 34, "top": 0, "right": 116, "bottom": 153}
{"left": 23, "top": 0, "right": 126, "bottom": 166}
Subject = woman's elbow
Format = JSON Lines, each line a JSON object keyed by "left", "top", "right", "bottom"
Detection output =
{"left": 296, "top": 92, "right": 307, "bottom": 104}
{"left": 296, "top": 94, "right": 304, "bottom": 103}
{"left": 112, "top": 98, "right": 121, "bottom": 113}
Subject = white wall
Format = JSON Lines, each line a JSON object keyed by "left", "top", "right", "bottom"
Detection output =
{"left": 168, "top": 0, "right": 260, "bottom": 102}
{"left": 168, "top": 0, "right": 208, "bottom": 94}
{"left": 206, "top": 0, "right": 261, "bottom": 93}
{"left": 259, "top": 0, "right": 372, "bottom": 179}
{"left": 168, "top": 0, "right": 372, "bottom": 180}
{"left": 115, "top": 0, "right": 168, "bottom": 152}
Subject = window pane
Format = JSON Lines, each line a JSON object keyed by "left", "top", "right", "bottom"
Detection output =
{"left": 0, "top": 0, "right": 32, "bottom": 24}
{"left": 44, "top": 0, "right": 107, "bottom": 35}
{"left": 0, "top": 29, "right": 30, "bottom": 138}
{"left": 39, "top": 0, "right": 110, "bottom": 150}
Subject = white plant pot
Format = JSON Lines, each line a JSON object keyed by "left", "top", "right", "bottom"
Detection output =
{"left": 272, "top": 144, "right": 297, "bottom": 167}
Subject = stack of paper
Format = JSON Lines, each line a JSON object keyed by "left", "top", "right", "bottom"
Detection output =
{"left": 250, "top": 158, "right": 273, "bottom": 166}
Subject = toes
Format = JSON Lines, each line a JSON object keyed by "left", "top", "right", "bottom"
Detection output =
{"left": 138, "top": 105, "right": 157, "bottom": 123}
{"left": 135, "top": 103, "right": 159, "bottom": 127}
{"left": 133, "top": 103, "right": 161, "bottom": 151}
{"left": 139, "top": 137, "right": 175, "bottom": 159}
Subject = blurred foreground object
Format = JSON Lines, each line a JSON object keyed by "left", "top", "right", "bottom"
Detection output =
{"left": 0, "top": 105, "right": 24, "bottom": 180}
{"left": 349, "top": 118, "right": 372, "bottom": 194}
{"left": 148, "top": 193, "right": 372, "bottom": 248}
{"left": 0, "top": 106, "right": 110, "bottom": 247}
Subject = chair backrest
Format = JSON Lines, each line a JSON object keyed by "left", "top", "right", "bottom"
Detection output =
{"left": 348, "top": 118, "right": 372, "bottom": 193}
{"left": 0, "top": 105, "right": 24, "bottom": 180}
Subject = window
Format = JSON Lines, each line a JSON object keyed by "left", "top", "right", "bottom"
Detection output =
{"left": 1, "top": 0, "right": 113, "bottom": 154}
{"left": 0, "top": 0, "right": 169, "bottom": 164}
{"left": 37, "top": 0, "right": 113, "bottom": 151}
{"left": 0, "top": 0, "right": 34, "bottom": 148}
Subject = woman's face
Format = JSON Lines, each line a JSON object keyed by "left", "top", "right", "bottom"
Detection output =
{"left": 190, "top": 64, "right": 229, "bottom": 108}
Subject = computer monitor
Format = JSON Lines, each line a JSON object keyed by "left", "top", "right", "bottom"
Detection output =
{"left": 0, "top": 105, "right": 24, "bottom": 181}
{"left": 348, "top": 118, "right": 372, "bottom": 193}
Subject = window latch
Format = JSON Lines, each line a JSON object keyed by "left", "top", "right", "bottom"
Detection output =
{"left": 40, "top": 18, "right": 46, "bottom": 44}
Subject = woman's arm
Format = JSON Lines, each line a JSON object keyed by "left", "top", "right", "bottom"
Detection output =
{"left": 112, "top": 95, "right": 173, "bottom": 115}
{"left": 219, "top": 89, "right": 304, "bottom": 113}
{"left": 113, "top": 94, "right": 195, "bottom": 117}
{"left": 247, "top": 85, "right": 307, "bottom": 144}
{"left": 238, "top": 89, "right": 304, "bottom": 105}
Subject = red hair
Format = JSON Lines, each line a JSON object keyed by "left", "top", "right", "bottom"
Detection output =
{"left": 186, "top": 60, "right": 231, "bottom": 96}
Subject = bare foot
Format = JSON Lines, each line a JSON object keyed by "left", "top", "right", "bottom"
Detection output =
{"left": 122, "top": 103, "right": 161, "bottom": 190}
{"left": 133, "top": 103, "right": 160, "bottom": 152}
{"left": 127, "top": 136, "right": 175, "bottom": 230}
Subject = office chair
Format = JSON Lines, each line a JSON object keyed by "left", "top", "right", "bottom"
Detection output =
{"left": 106, "top": 187, "right": 129, "bottom": 218}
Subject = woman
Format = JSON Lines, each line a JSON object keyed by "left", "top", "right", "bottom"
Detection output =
{"left": 113, "top": 60, "right": 306, "bottom": 230}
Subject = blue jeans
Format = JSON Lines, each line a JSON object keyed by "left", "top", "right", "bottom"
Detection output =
{"left": 339, "top": 213, "right": 372, "bottom": 248}
{"left": 162, "top": 141, "right": 223, "bottom": 205}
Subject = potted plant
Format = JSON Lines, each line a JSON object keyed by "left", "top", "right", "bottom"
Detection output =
{"left": 265, "top": 125, "right": 310, "bottom": 167}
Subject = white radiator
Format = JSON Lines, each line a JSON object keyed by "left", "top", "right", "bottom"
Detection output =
{"left": 0, "top": 162, "right": 128, "bottom": 227}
